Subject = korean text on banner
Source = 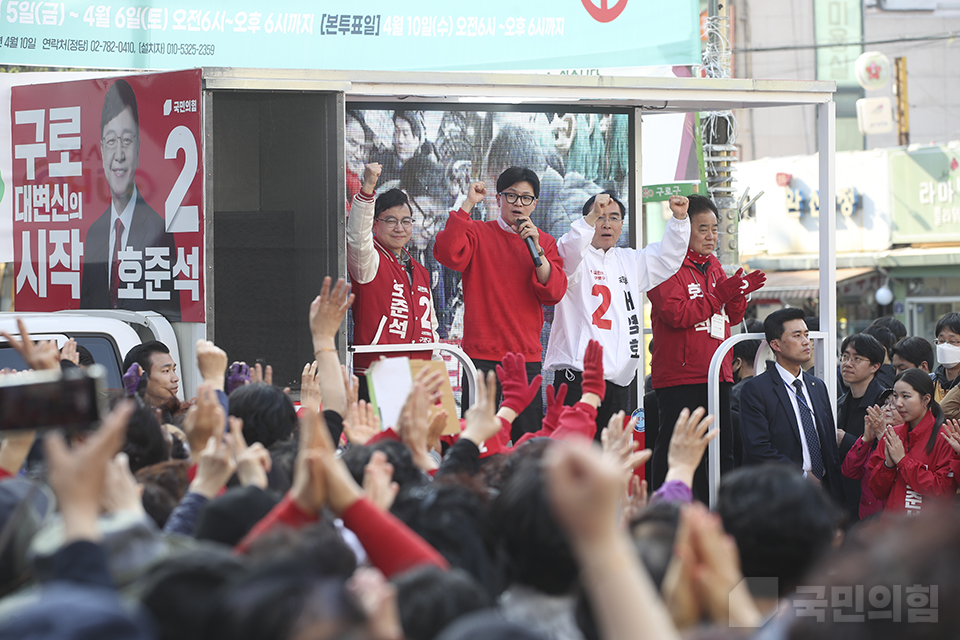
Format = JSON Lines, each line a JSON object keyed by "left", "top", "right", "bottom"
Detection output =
{"left": 11, "top": 68, "right": 204, "bottom": 322}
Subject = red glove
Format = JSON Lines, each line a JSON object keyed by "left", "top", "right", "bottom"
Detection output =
{"left": 542, "top": 382, "right": 569, "bottom": 433}
{"left": 581, "top": 340, "right": 606, "bottom": 401}
{"left": 713, "top": 271, "right": 748, "bottom": 304}
{"left": 743, "top": 269, "right": 766, "bottom": 294}
{"left": 496, "top": 352, "right": 543, "bottom": 414}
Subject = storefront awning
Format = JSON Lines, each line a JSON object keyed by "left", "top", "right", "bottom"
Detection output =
{"left": 755, "top": 268, "right": 879, "bottom": 301}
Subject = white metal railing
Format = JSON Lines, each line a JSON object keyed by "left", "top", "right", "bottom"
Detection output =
{"left": 706, "top": 330, "right": 829, "bottom": 507}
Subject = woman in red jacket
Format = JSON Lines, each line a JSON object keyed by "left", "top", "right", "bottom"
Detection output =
{"left": 868, "top": 369, "right": 959, "bottom": 515}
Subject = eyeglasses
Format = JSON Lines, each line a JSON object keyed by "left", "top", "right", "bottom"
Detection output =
{"left": 101, "top": 135, "right": 138, "bottom": 151}
{"left": 499, "top": 192, "right": 537, "bottom": 206}
{"left": 376, "top": 216, "right": 413, "bottom": 229}
{"left": 839, "top": 354, "right": 869, "bottom": 365}
{"left": 597, "top": 215, "right": 623, "bottom": 224}
{"left": 935, "top": 338, "right": 960, "bottom": 347}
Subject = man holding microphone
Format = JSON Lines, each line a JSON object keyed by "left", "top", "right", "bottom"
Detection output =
{"left": 434, "top": 166, "right": 567, "bottom": 441}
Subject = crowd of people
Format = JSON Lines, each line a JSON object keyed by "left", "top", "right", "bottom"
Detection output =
{"left": 1, "top": 162, "right": 960, "bottom": 639}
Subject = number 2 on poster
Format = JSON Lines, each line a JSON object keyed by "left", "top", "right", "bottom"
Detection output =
{"left": 591, "top": 283, "right": 612, "bottom": 330}
{"left": 164, "top": 125, "right": 199, "bottom": 234}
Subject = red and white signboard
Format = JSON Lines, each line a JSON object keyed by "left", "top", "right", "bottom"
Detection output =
{"left": 11, "top": 69, "right": 204, "bottom": 322}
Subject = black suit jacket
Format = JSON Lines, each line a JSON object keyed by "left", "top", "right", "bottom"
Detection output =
{"left": 740, "top": 367, "right": 845, "bottom": 506}
{"left": 80, "top": 192, "right": 181, "bottom": 321}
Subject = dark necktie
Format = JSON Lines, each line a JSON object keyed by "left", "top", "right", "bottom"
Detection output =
{"left": 110, "top": 218, "right": 124, "bottom": 307}
{"left": 792, "top": 379, "right": 824, "bottom": 479}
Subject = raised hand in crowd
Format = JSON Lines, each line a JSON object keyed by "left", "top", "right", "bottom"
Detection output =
{"left": 189, "top": 428, "right": 236, "bottom": 500}
{"left": 601, "top": 411, "right": 652, "bottom": 521}
{"left": 100, "top": 452, "right": 145, "bottom": 515}
{"left": 343, "top": 365, "right": 359, "bottom": 407}
{"left": 362, "top": 162, "right": 382, "bottom": 194}
{"left": 942, "top": 419, "right": 960, "bottom": 455}
{"left": 543, "top": 382, "right": 569, "bottom": 433}
{"left": 229, "top": 416, "right": 271, "bottom": 489}
{"left": 362, "top": 450, "right": 399, "bottom": 512}
{"left": 249, "top": 362, "right": 273, "bottom": 386}
{"left": 343, "top": 400, "right": 381, "bottom": 446}
{"left": 397, "top": 377, "right": 439, "bottom": 472}
{"left": 226, "top": 361, "right": 250, "bottom": 394}
{"left": 664, "top": 503, "right": 761, "bottom": 629}
{"left": 461, "top": 181, "right": 487, "bottom": 214}
{"left": 581, "top": 338, "right": 606, "bottom": 406}
{"left": 196, "top": 339, "right": 228, "bottom": 392}
{"left": 664, "top": 407, "right": 717, "bottom": 490}
{"left": 496, "top": 352, "right": 542, "bottom": 418}
{"left": 545, "top": 440, "right": 680, "bottom": 640}
{"left": 44, "top": 400, "right": 133, "bottom": 542}
{"left": 461, "top": 370, "right": 502, "bottom": 447}
{"left": 621, "top": 475, "right": 649, "bottom": 525}
{"left": 60, "top": 338, "right": 79, "bottom": 366}
{"left": 426, "top": 408, "right": 449, "bottom": 455}
{"left": 1, "top": 318, "right": 60, "bottom": 371}
{"left": 182, "top": 384, "right": 226, "bottom": 464}
{"left": 122, "top": 362, "right": 142, "bottom": 397}
{"left": 309, "top": 276, "right": 354, "bottom": 416}
{"left": 300, "top": 360, "right": 323, "bottom": 413}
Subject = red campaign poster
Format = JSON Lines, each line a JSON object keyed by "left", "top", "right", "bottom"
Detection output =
{"left": 11, "top": 69, "right": 204, "bottom": 323}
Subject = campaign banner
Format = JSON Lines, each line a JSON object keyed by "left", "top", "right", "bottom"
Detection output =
{"left": 11, "top": 68, "right": 203, "bottom": 322}
{"left": 0, "top": 0, "right": 701, "bottom": 72}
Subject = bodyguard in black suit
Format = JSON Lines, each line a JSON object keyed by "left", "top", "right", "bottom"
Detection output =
{"left": 739, "top": 308, "right": 845, "bottom": 507}
{"left": 79, "top": 78, "right": 180, "bottom": 321}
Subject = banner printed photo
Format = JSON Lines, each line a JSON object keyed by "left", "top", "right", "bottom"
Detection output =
{"left": 11, "top": 69, "right": 204, "bottom": 322}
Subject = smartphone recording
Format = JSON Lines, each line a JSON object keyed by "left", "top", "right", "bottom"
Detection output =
{"left": 0, "top": 365, "right": 106, "bottom": 432}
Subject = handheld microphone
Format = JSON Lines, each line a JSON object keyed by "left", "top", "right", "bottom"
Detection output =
{"left": 516, "top": 218, "right": 542, "bottom": 267}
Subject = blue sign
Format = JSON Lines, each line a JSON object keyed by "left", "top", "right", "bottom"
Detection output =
{"left": 0, "top": 1, "right": 701, "bottom": 72}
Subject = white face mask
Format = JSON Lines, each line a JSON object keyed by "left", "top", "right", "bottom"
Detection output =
{"left": 937, "top": 342, "right": 960, "bottom": 368}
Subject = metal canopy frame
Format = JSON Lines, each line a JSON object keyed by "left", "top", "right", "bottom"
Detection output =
{"left": 200, "top": 68, "right": 838, "bottom": 506}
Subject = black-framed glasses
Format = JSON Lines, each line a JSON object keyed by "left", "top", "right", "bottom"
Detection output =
{"left": 499, "top": 192, "right": 537, "bottom": 206}
{"left": 101, "top": 135, "right": 138, "bottom": 151}
{"left": 377, "top": 216, "right": 413, "bottom": 229}
{"left": 935, "top": 338, "right": 960, "bottom": 347}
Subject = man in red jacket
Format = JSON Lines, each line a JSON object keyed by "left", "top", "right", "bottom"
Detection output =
{"left": 434, "top": 166, "right": 567, "bottom": 441}
{"left": 648, "top": 195, "right": 765, "bottom": 501}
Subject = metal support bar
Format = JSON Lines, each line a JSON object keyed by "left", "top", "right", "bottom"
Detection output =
{"left": 707, "top": 331, "right": 830, "bottom": 507}
{"left": 347, "top": 343, "right": 479, "bottom": 414}
{"left": 818, "top": 102, "right": 838, "bottom": 412}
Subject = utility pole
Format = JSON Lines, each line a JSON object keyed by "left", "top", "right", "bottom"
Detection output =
{"left": 894, "top": 56, "right": 909, "bottom": 146}
{"left": 703, "top": 1, "right": 739, "bottom": 270}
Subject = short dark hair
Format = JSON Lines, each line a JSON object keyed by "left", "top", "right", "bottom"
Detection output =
{"left": 228, "top": 383, "right": 298, "bottom": 449}
{"left": 342, "top": 440, "right": 427, "bottom": 492}
{"left": 393, "top": 566, "right": 491, "bottom": 640}
{"left": 374, "top": 188, "right": 412, "bottom": 220}
{"left": 121, "top": 401, "right": 171, "bottom": 473}
{"left": 863, "top": 324, "right": 896, "bottom": 360}
{"left": 489, "top": 455, "right": 577, "bottom": 595}
{"left": 400, "top": 154, "right": 449, "bottom": 201}
{"left": 868, "top": 316, "right": 907, "bottom": 341}
{"left": 733, "top": 336, "right": 762, "bottom": 367}
{"left": 122, "top": 340, "right": 171, "bottom": 376}
{"left": 686, "top": 194, "right": 718, "bottom": 222}
{"left": 891, "top": 336, "right": 935, "bottom": 371}
{"left": 581, "top": 190, "right": 626, "bottom": 218}
{"left": 496, "top": 166, "right": 541, "bottom": 199}
{"left": 716, "top": 464, "right": 841, "bottom": 598}
{"left": 763, "top": 307, "right": 806, "bottom": 344}
{"left": 840, "top": 333, "right": 886, "bottom": 367}
{"left": 936, "top": 312, "right": 960, "bottom": 338}
{"left": 101, "top": 78, "right": 138, "bottom": 133}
